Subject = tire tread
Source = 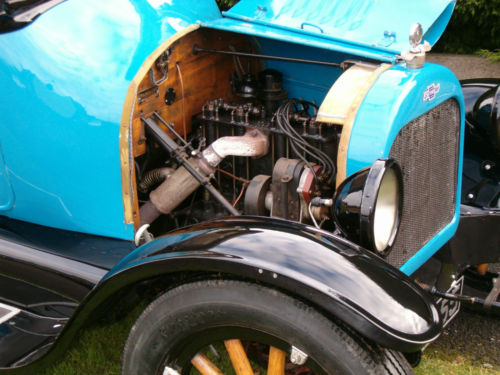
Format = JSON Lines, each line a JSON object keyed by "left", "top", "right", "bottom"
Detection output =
{"left": 122, "top": 280, "right": 414, "bottom": 375}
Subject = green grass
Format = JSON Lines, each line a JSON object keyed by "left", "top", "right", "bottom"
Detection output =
{"left": 39, "top": 317, "right": 131, "bottom": 375}
{"left": 416, "top": 347, "right": 500, "bottom": 375}
{"left": 39, "top": 312, "right": 500, "bottom": 375}
{"left": 477, "top": 49, "right": 500, "bottom": 63}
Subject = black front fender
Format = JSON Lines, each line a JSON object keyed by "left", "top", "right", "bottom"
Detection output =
{"left": 102, "top": 216, "right": 440, "bottom": 352}
{"left": 3, "top": 217, "right": 440, "bottom": 373}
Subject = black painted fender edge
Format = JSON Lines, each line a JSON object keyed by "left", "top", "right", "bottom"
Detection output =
{"left": 1, "top": 216, "right": 441, "bottom": 373}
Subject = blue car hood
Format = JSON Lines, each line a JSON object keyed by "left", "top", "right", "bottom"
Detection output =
{"left": 204, "top": 0, "right": 455, "bottom": 62}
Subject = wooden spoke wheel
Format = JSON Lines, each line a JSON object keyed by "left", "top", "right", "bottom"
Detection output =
{"left": 122, "top": 280, "right": 414, "bottom": 375}
{"left": 190, "top": 340, "right": 292, "bottom": 375}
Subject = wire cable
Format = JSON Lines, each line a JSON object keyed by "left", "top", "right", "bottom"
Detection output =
{"left": 275, "top": 99, "right": 336, "bottom": 182}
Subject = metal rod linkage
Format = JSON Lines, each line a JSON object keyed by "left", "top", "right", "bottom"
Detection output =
{"left": 142, "top": 116, "right": 240, "bottom": 216}
{"left": 423, "top": 284, "right": 500, "bottom": 310}
{"left": 193, "top": 44, "right": 342, "bottom": 68}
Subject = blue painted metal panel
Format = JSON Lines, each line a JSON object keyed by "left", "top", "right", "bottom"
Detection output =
{"left": 0, "top": 145, "right": 14, "bottom": 211}
{"left": 0, "top": 0, "right": 221, "bottom": 240}
{"left": 345, "top": 63, "right": 465, "bottom": 275}
{"left": 254, "top": 37, "right": 346, "bottom": 105}
{"left": 204, "top": 18, "right": 398, "bottom": 63}
{"left": 222, "top": 0, "right": 455, "bottom": 55}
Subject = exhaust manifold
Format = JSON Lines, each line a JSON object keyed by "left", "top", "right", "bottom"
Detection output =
{"left": 140, "top": 129, "right": 269, "bottom": 225}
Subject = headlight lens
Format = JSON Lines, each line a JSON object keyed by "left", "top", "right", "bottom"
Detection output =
{"left": 333, "top": 159, "right": 403, "bottom": 255}
{"left": 372, "top": 166, "right": 400, "bottom": 252}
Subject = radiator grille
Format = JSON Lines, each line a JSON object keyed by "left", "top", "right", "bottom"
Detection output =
{"left": 387, "top": 99, "right": 460, "bottom": 268}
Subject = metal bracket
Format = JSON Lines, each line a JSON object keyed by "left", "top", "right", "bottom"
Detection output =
{"left": 485, "top": 277, "right": 500, "bottom": 309}
{"left": 400, "top": 41, "right": 431, "bottom": 69}
{"left": 290, "top": 346, "right": 308, "bottom": 365}
{"left": 378, "top": 30, "right": 396, "bottom": 47}
{"left": 271, "top": 158, "right": 304, "bottom": 220}
{"left": 150, "top": 49, "right": 171, "bottom": 87}
{"left": 138, "top": 86, "right": 159, "bottom": 104}
{"left": 134, "top": 224, "right": 154, "bottom": 246}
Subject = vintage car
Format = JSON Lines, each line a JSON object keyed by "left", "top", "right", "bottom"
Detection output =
{"left": 0, "top": 0, "right": 498, "bottom": 374}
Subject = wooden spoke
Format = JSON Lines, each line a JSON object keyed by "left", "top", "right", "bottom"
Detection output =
{"left": 267, "top": 346, "right": 286, "bottom": 375}
{"left": 224, "top": 339, "right": 254, "bottom": 375}
{"left": 191, "top": 352, "right": 225, "bottom": 375}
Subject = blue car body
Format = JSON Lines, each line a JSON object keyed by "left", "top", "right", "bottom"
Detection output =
{"left": 0, "top": 0, "right": 462, "bottom": 272}
{"left": 0, "top": 0, "right": 222, "bottom": 239}
{"left": 2, "top": 0, "right": 489, "bottom": 372}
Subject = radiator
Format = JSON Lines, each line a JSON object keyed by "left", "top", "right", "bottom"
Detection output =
{"left": 387, "top": 99, "right": 461, "bottom": 268}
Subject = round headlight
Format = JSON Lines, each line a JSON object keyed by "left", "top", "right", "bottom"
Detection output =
{"left": 333, "top": 159, "right": 403, "bottom": 255}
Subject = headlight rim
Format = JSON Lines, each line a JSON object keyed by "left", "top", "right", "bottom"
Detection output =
{"left": 359, "top": 158, "right": 403, "bottom": 256}
{"left": 333, "top": 158, "right": 403, "bottom": 256}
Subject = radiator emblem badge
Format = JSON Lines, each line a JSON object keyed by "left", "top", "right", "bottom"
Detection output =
{"left": 423, "top": 83, "right": 440, "bottom": 102}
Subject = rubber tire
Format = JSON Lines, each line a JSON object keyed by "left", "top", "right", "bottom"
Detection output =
{"left": 122, "top": 280, "right": 414, "bottom": 375}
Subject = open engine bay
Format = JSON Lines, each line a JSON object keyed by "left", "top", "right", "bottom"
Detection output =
{"left": 127, "top": 28, "right": 390, "bottom": 243}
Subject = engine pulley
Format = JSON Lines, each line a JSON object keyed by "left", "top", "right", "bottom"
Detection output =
{"left": 244, "top": 175, "right": 272, "bottom": 216}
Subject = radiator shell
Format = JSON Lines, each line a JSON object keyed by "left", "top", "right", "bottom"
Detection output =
{"left": 345, "top": 63, "right": 464, "bottom": 274}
